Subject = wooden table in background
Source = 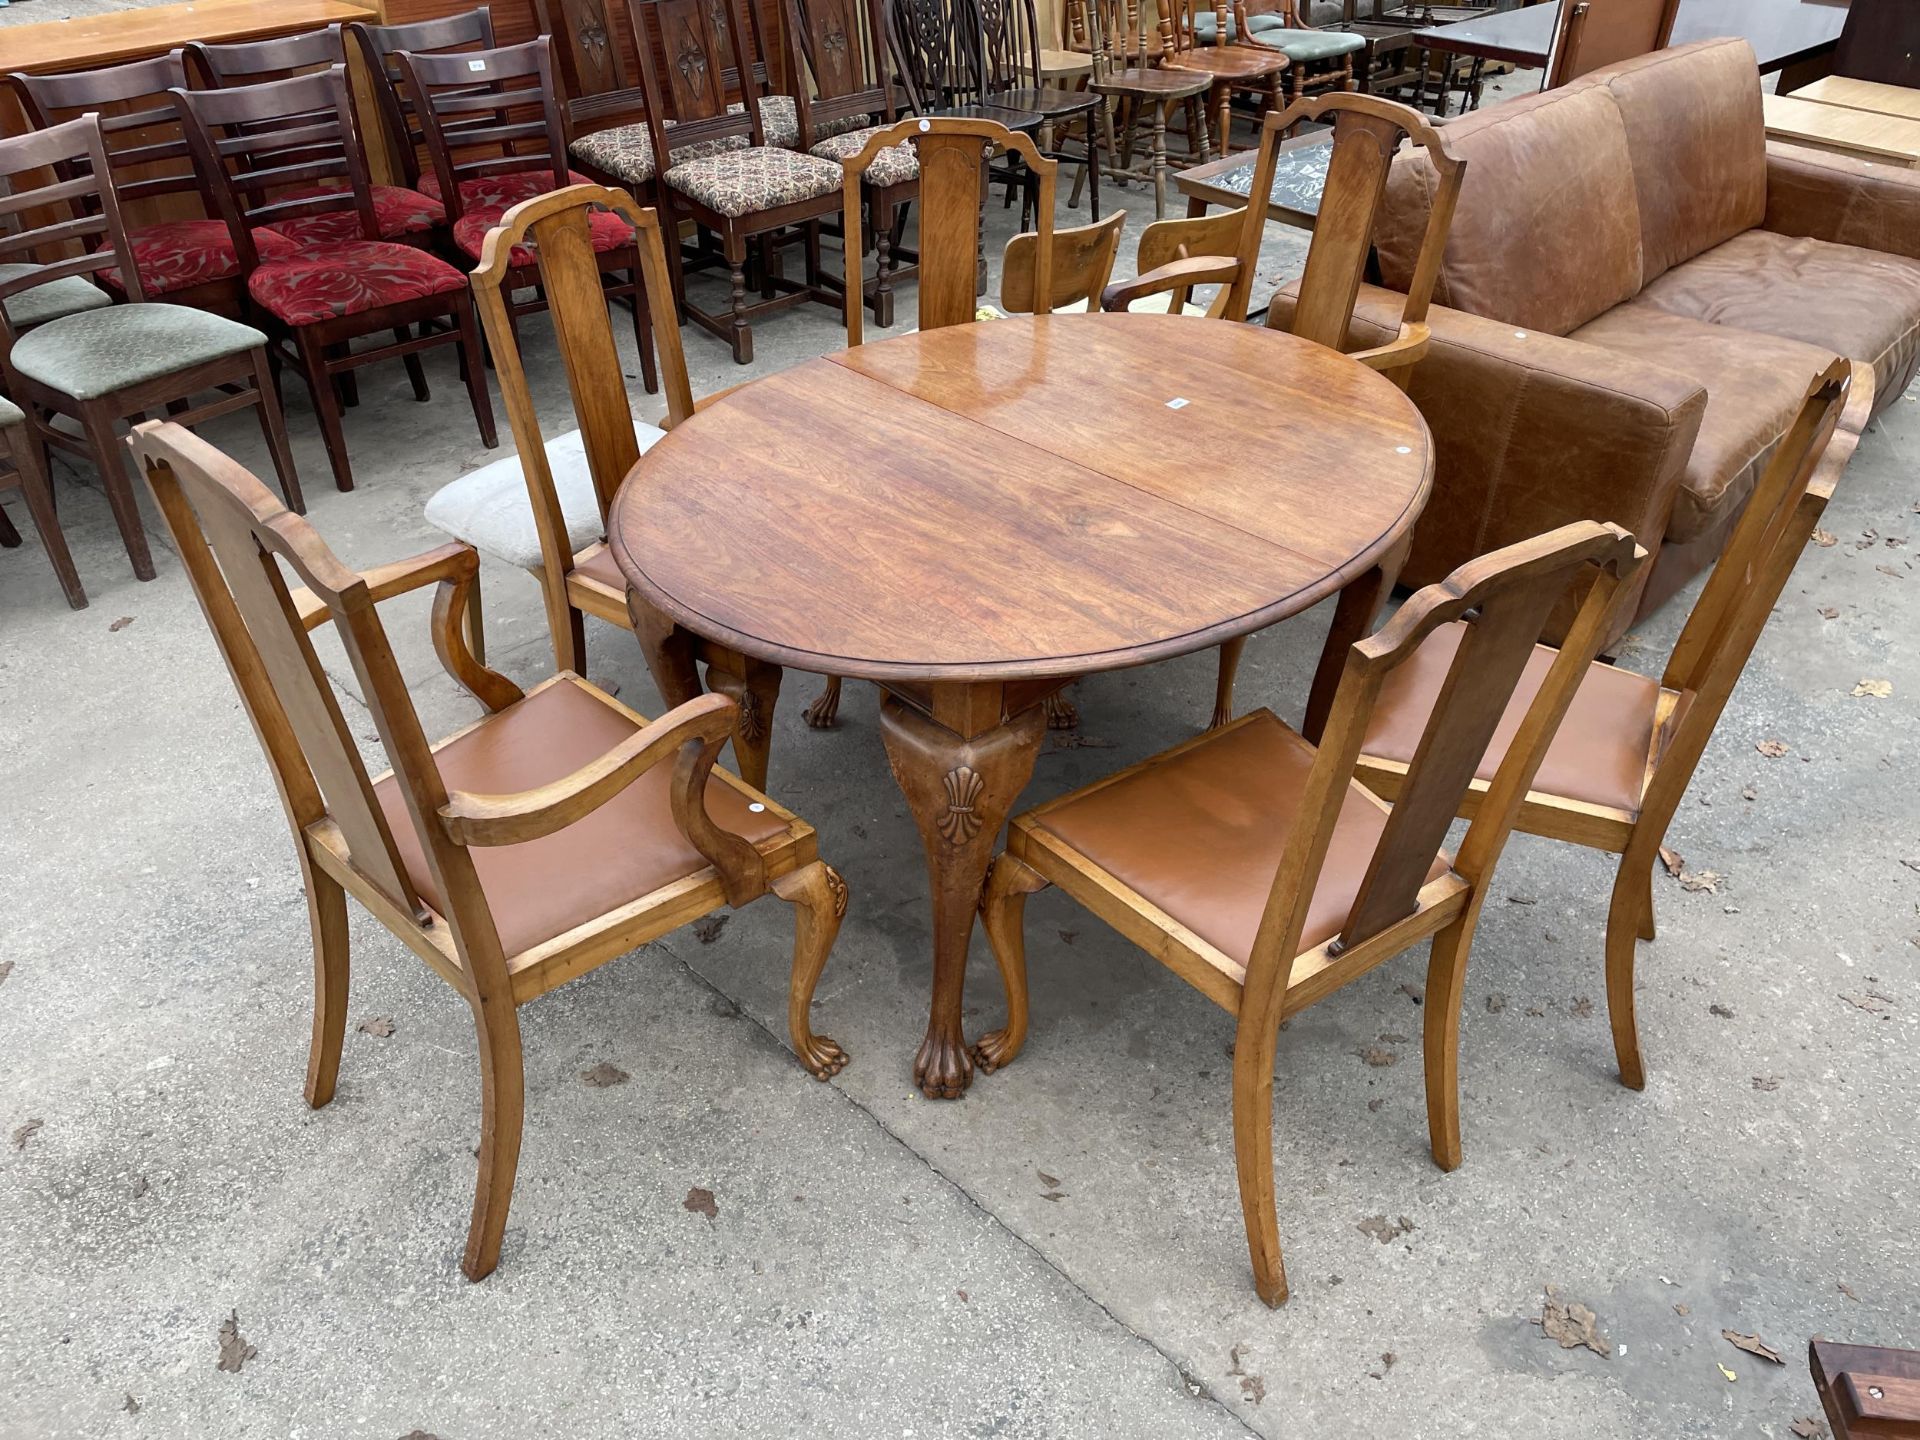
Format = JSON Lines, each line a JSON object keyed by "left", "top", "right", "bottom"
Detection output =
{"left": 609, "top": 313, "right": 1433, "bottom": 1099}
{"left": 1765, "top": 90, "right": 1920, "bottom": 166}
{"left": 1176, "top": 131, "right": 1332, "bottom": 228}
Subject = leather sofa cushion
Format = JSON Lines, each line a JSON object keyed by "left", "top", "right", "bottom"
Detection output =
{"left": 1571, "top": 301, "right": 1843, "bottom": 543}
{"left": 374, "top": 677, "right": 789, "bottom": 956}
{"left": 1362, "top": 620, "right": 1679, "bottom": 816}
{"left": 1639, "top": 228, "right": 1920, "bottom": 412}
{"left": 1032, "top": 709, "right": 1449, "bottom": 969}
{"left": 1377, "top": 81, "right": 1643, "bottom": 337}
{"left": 1597, "top": 40, "right": 1768, "bottom": 284}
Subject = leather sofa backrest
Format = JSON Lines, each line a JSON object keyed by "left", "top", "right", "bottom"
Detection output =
{"left": 1375, "top": 81, "right": 1644, "bottom": 336}
{"left": 1595, "top": 39, "right": 1768, "bottom": 283}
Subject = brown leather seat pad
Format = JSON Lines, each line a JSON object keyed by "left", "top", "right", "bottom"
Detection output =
{"left": 570, "top": 542, "right": 622, "bottom": 592}
{"left": 374, "top": 678, "right": 788, "bottom": 956}
{"left": 1033, "top": 709, "right": 1448, "bottom": 969}
{"left": 1362, "top": 619, "right": 1667, "bottom": 815}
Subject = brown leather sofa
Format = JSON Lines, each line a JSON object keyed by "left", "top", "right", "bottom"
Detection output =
{"left": 1330, "top": 38, "right": 1920, "bottom": 631}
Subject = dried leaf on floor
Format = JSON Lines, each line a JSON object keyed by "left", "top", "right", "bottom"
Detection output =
{"left": 108, "top": 616, "right": 135, "bottom": 632}
{"left": 122, "top": 1395, "right": 139, "bottom": 1414}
{"left": 1817, "top": 605, "right": 1840, "bottom": 619}
{"left": 131, "top": 1174, "right": 149, "bottom": 1198}
{"left": 692, "top": 915, "right": 729, "bottom": 944}
{"left": 1486, "top": 993, "right": 1507, "bottom": 1014}
{"left": 1838, "top": 1282, "right": 1859, "bottom": 1301}
{"left": 1356, "top": 1045, "right": 1399, "bottom": 1068}
{"left": 1902, "top": 858, "right": 1920, "bottom": 873}
{"left": 581, "top": 1062, "right": 630, "bottom": 1088}
{"left": 1876, "top": 565, "right": 1905, "bottom": 579}
{"left": 1721, "top": 1330, "right": 1784, "bottom": 1365}
{"left": 1356, "top": 1214, "right": 1415, "bottom": 1244}
{"left": 1790, "top": 1418, "right": 1828, "bottom": 1439}
{"left": 1680, "top": 870, "right": 1722, "bottom": 894}
{"left": 1057, "top": 930, "right": 1077, "bottom": 946}
{"left": 1535, "top": 1288, "right": 1611, "bottom": 1357}
{"left": 1752, "top": 1075, "right": 1780, "bottom": 1092}
{"left": 1674, "top": 1303, "right": 1690, "bottom": 1316}
{"left": 1660, "top": 845, "right": 1685, "bottom": 876}
{"left": 1378, "top": 1032, "right": 1408, "bottom": 1045}
{"left": 356, "top": 1016, "right": 395, "bottom": 1038}
{"left": 1367, "top": 1098, "right": 1385, "bottom": 1112}
{"left": 1811, "top": 528, "right": 1838, "bottom": 547}
{"left": 1507, "top": 894, "right": 1538, "bottom": 906}
{"left": 1570, "top": 997, "right": 1594, "bottom": 1018}
{"left": 216, "top": 1311, "right": 256, "bottom": 1374}
{"left": 1710, "top": 1003, "right": 1736, "bottom": 1019}
{"left": 1853, "top": 678, "right": 1894, "bottom": 698}
{"left": 11, "top": 1118, "right": 42, "bottom": 1150}
{"left": 1755, "top": 739, "right": 1790, "bottom": 758}
{"left": 1238, "top": 1375, "right": 1266, "bottom": 1405}
{"left": 1839, "top": 991, "right": 1894, "bottom": 1015}
{"left": 1743, "top": 787, "right": 1758, "bottom": 801}
{"left": 683, "top": 1187, "right": 719, "bottom": 1219}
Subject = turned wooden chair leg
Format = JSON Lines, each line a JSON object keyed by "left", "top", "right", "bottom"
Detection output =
{"left": 1210, "top": 635, "right": 1247, "bottom": 729}
{"left": 771, "top": 860, "right": 850, "bottom": 1078}
{"left": 974, "top": 852, "right": 1050, "bottom": 1073}
{"left": 1605, "top": 846, "right": 1653, "bottom": 1092}
{"left": 724, "top": 230, "right": 753, "bottom": 366}
{"left": 301, "top": 853, "right": 350, "bottom": 1109}
{"left": 1423, "top": 910, "right": 1475, "bottom": 1173}
{"left": 1150, "top": 102, "right": 1169, "bottom": 218}
{"left": 1231, "top": 1011, "right": 1288, "bottom": 1307}
{"left": 462, "top": 994, "right": 526, "bottom": 1282}
{"left": 803, "top": 674, "right": 843, "bottom": 729}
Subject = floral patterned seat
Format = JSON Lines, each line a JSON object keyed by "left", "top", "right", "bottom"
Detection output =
{"left": 99, "top": 219, "right": 301, "bottom": 297}
{"left": 569, "top": 100, "right": 872, "bottom": 187}
{"left": 248, "top": 241, "right": 468, "bottom": 326}
{"left": 809, "top": 127, "right": 919, "bottom": 186}
{"left": 416, "top": 168, "right": 595, "bottom": 212}
{"left": 450, "top": 207, "right": 635, "bottom": 267}
{"left": 266, "top": 184, "right": 447, "bottom": 248}
{"left": 664, "top": 147, "right": 843, "bottom": 220}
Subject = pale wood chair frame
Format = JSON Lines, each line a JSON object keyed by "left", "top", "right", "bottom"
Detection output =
{"left": 978, "top": 520, "right": 1645, "bottom": 1305}
{"left": 131, "top": 416, "right": 849, "bottom": 1283}
{"left": 1352, "top": 360, "right": 1856, "bottom": 1092}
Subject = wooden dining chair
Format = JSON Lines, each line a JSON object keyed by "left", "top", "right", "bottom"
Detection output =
{"left": 1351, "top": 361, "right": 1854, "bottom": 1092}
{"left": 976, "top": 521, "right": 1646, "bottom": 1305}
{"left": 973, "top": 0, "right": 1103, "bottom": 220}
{"left": 1068, "top": 0, "right": 1213, "bottom": 219}
{"left": 999, "top": 208, "right": 1125, "bottom": 313}
{"left": 185, "top": 24, "right": 449, "bottom": 251}
{"left": 397, "top": 37, "right": 659, "bottom": 392}
{"left": 172, "top": 65, "right": 497, "bottom": 495}
{"left": 1210, "top": 0, "right": 1365, "bottom": 113}
{"left": 0, "top": 393, "right": 84, "bottom": 609}
{"left": 131, "top": 416, "right": 849, "bottom": 1282}
{"left": 1103, "top": 92, "right": 1466, "bottom": 729}
{"left": 1544, "top": 0, "right": 1681, "bottom": 89}
{"left": 1158, "top": 0, "right": 1290, "bottom": 158}
{"left": 0, "top": 116, "right": 300, "bottom": 582}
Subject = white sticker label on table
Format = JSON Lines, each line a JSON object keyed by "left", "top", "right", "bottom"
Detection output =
{"left": 1166, "top": 397, "right": 1190, "bottom": 410}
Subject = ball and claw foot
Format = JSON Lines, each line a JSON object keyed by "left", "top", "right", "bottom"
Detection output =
{"left": 914, "top": 1029, "right": 974, "bottom": 1099}
{"left": 970, "top": 1027, "right": 1023, "bottom": 1075}
{"left": 797, "top": 1035, "right": 850, "bottom": 1079}
{"left": 803, "top": 676, "right": 842, "bottom": 729}
{"left": 1043, "top": 689, "right": 1078, "bottom": 730}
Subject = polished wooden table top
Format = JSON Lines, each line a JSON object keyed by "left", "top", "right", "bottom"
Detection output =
{"left": 0, "top": 0, "right": 378, "bottom": 73}
{"left": 1413, "top": 0, "right": 1847, "bottom": 71}
{"left": 611, "top": 313, "right": 1433, "bottom": 686}
{"left": 1764, "top": 90, "right": 1920, "bottom": 165}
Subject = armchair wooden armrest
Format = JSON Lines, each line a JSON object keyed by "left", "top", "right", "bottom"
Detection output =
{"left": 1348, "top": 321, "right": 1430, "bottom": 373}
{"left": 292, "top": 540, "right": 476, "bottom": 630}
{"left": 1102, "top": 255, "right": 1244, "bottom": 311}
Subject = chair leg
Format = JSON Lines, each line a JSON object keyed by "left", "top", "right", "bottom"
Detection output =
{"left": 974, "top": 852, "right": 1050, "bottom": 1073}
{"left": 451, "top": 294, "right": 498, "bottom": 449}
{"left": 803, "top": 674, "right": 842, "bottom": 729}
{"left": 1087, "top": 117, "right": 1101, "bottom": 220}
{"left": 1422, "top": 910, "right": 1475, "bottom": 1173}
{"left": 724, "top": 230, "right": 752, "bottom": 366}
{"left": 248, "top": 348, "right": 304, "bottom": 516}
{"left": 871, "top": 197, "right": 895, "bottom": 329}
{"left": 1150, "top": 103, "right": 1169, "bottom": 219}
{"left": 301, "top": 852, "right": 351, "bottom": 1109}
{"left": 10, "top": 426, "right": 86, "bottom": 609}
{"left": 1632, "top": 850, "right": 1656, "bottom": 941}
{"left": 461, "top": 993, "right": 525, "bottom": 1282}
{"left": 295, "top": 327, "right": 356, "bottom": 493}
{"left": 770, "top": 860, "right": 850, "bottom": 1079}
{"left": 1231, "top": 1011, "right": 1288, "bottom": 1307}
{"left": 1606, "top": 847, "right": 1652, "bottom": 1091}
{"left": 627, "top": 268, "right": 659, "bottom": 395}
{"left": 1210, "top": 635, "right": 1247, "bottom": 729}
{"left": 77, "top": 400, "right": 155, "bottom": 581}
{"left": 396, "top": 326, "right": 431, "bottom": 403}
{"left": 0, "top": 495, "right": 18, "bottom": 545}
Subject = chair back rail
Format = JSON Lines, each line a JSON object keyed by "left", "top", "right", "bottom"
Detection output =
{"left": 187, "top": 24, "right": 349, "bottom": 87}
{"left": 1001, "top": 208, "right": 1123, "bottom": 311}
{"left": 838, "top": 115, "right": 1056, "bottom": 345}
{"left": 468, "top": 184, "right": 693, "bottom": 623}
{"left": 171, "top": 65, "right": 380, "bottom": 269}
{"left": 9, "top": 50, "right": 200, "bottom": 210}
{"left": 398, "top": 39, "right": 572, "bottom": 223}
{"left": 349, "top": 7, "right": 500, "bottom": 187}
{"left": 785, "top": 0, "right": 897, "bottom": 139}
{"left": 1248, "top": 522, "right": 1644, "bottom": 980}
{"left": 1545, "top": 0, "right": 1681, "bottom": 88}
{"left": 0, "top": 116, "right": 147, "bottom": 357}
{"left": 888, "top": 0, "right": 989, "bottom": 111}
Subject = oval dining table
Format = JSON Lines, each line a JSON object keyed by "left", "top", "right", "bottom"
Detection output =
{"left": 609, "top": 311, "right": 1433, "bottom": 1099}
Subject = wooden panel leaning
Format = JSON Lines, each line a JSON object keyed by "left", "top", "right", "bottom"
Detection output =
{"left": 976, "top": 519, "right": 1646, "bottom": 1305}
{"left": 1351, "top": 359, "right": 1856, "bottom": 1092}
{"left": 130, "top": 417, "right": 848, "bottom": 1282}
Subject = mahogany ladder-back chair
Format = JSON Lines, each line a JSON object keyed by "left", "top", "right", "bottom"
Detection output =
{"left": 1544, "top": 0, "right": 1681, "bottom": 89}
{"left": 132, "top": 417, "right": 849, "bottom": 1282}
{"left": 0, "top": 394, "right": 84, "bottom": 609}
{"left": 398, "top": 37, "right": 659, "bottom": 392}
{"left": 977, "top": 521, "right": 1647, "bottom": 1305}
{"left": 628, "top": 0, "right": 846, "bottom": 364}
{"left": 1352, "top": 361, "right": 1855, "bottom": 1092}
{"left": 1104, "top": 93, "right": 1465, "bottom": 730}
{"left": 172, "top": 65, "right": 497, "bottom": 494}
{"left": 185, "top": 24, "right": 449, "bottom": 250}
{"left": 0, "top": 116, "right": 300, "bottom": 582}
{"left": 1159, "top": 0, "right": 1290, "bottom": 158}
{"left": 1068, "top": 0, "right": 1213, "bottom": 219}
{"left": 8, "top": 49, "right": 304, "bottom": 315}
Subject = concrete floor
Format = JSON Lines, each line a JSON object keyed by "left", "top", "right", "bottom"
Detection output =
{"left": 5, "top": 92, "right": 1920, "bottom": 1440}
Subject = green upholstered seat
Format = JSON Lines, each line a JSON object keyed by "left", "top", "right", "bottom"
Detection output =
{"left": 8, "top": 303, "right": 264, "bottom": 402}
{"left": 0, "top": 263, "right": 112, "bottom": 329}
{"left": 1190, "top": 12, "right": 1365, "bottom": 59}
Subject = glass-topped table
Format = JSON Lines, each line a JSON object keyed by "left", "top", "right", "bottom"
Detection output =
{"left": 1173, "top": 132, "right": 1334, "bottom": 229}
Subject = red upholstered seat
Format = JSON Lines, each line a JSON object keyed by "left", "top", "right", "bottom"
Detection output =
{"left": 248, "top": 241, "right": 467, "bottom": 326}
{"left": 100, "top": 219, "right": 300, "bottom": 296}
{"left": 451, "top": 206, "right": 634, "bottom": 266}
{"left": 417, "top": 168, "right": 593, "bottom": 211}
{"left": 266, "top": 184, "right": 447, "bottom": 248}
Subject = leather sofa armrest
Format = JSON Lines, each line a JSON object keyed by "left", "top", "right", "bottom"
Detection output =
{"left": 1762, "top": 140, "right": 1920, "bottom": 262}
{"left": 1272, "top": 282, "right": 1708, "bottom": 644}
